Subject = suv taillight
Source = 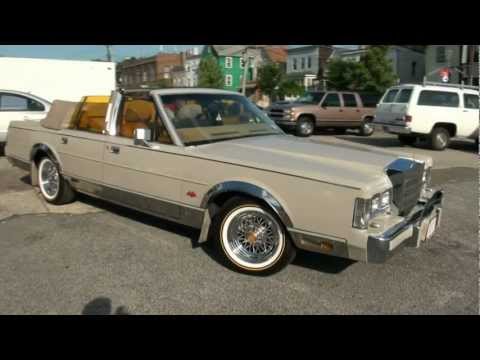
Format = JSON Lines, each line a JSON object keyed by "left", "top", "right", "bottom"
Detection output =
{"left": 404, "top": 115, "right": 412, "bottom": 123}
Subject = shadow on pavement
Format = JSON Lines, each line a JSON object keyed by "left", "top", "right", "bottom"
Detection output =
{"left": 292, "top": 250, "right": 355, "bottom": 274}
{"left": 77, "top": 193, "right": 355, "bottom": 275}
{"left": 82, "top": 297, "right": 130, "bottom": 315}
{"left": 0, "top": 144, "right": 5, "bottom": 157}
{"left": 76, "top": 193, "right": 200, "bottom": 247}
{"left": 337, "top": 134, "right": 478, "bottom": 153}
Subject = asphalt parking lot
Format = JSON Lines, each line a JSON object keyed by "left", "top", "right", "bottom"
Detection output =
{"left": 0, "top": 132, "right": 478, "bottom": 315}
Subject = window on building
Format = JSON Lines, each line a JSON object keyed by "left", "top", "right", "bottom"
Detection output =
{"left": 464, "top": 94, "right": 479, "bottom": 109}
{"left": 418, "top": 90, "right": 459, "bottom": 107}
{"left": 322, "top": 93, "right": 341, "bottom": 107}
{"left": 342, "top": 94, "right": 358, "bottom": 107}
{"left": 307, "top": 56, "right": 312, "bottom": 69}
{"left": 0, "top": 94, "right": 45, "bottom": 112}
{"left": 142, "top": 71, "right": 147, "bottom": 82}
{"left": 225, "top": 57, "right": 233, "bottom": 69}
{"left": 411, "top": 61, "right": 417, "bottom": 77}
{"left": 225, "top": 74, "right": 233, "bottom": 87}
{"left": 436, "top": 46, "right": 446, "bottom": 63}
{"left": 117, "top": 95, "right": 172, "bottom": 144}
{"left": 240, "top": 58, "right": 245, "bottom": 69}
{"left": 474, "top": 48, "right": 479, "bottom": 63}
{"left": 301, "top": 57, "right": 305, "bottom": 69}
{"left": 293, "top": 58, "right": 297, "bottom": 71}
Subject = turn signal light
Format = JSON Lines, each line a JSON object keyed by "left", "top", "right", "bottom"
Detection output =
{"left": 404, "top": 115, "right": 412, "bottom": 123}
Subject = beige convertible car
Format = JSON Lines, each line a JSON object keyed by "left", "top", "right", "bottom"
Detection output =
{"left": 5, "top": 88, "right": 443, "bottom": 275}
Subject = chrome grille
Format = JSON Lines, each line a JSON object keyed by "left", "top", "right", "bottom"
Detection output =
{"left": 268, "top": 108, "right": 285, "bottom": 119}
{"left": 387, "top": 159, "right": 424, "bottom": 216}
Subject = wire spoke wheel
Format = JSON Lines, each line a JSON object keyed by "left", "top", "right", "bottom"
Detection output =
{"left": 39, "top": 158, "right": 60, "bottom": 200}
{"left": 221, "top": 206, "right": 285, "bottom": 270}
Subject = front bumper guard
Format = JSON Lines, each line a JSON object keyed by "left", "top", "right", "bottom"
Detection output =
{"left": 367, "top": 189, "right": 443, "bottom": 263}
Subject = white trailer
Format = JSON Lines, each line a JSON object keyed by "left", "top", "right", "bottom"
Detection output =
{"left": 0, "top": 57, "right": 116, "bottom": 102}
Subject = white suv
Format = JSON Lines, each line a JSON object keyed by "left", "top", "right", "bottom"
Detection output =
{"left": 374, "top": 82, "right": 479, "bottom": 150}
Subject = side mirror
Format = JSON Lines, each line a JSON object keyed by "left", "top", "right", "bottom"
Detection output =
{"left": 134, "top": 128, "right": 152, "bottom": 147}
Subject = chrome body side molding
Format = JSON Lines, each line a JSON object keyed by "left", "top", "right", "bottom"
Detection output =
{"left": 67, "top": 176, "right": 205, "bottom": 229}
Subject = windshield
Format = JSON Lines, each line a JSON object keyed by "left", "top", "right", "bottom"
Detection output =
{"left": 297, "top": 92, "right": 324, "bottom": 104}
{"left": 160, "top": 93, "right": 284, "bottom": 146}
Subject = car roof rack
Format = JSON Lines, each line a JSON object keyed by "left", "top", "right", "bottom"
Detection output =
{"left": 422, "top": 78, "right": 478, "bottom": 91}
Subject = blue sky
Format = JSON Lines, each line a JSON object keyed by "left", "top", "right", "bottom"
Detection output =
{"left": 0, "top": 45, "right": 357, "bottom": 62}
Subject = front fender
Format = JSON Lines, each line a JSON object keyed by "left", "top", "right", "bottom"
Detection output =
{"left": 198, "top": 181, "right": 293, "bottom": 243}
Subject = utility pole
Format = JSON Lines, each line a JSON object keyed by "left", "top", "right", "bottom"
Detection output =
{"left": 105, "top": 45, "right": 112, "bottom": 62}
{"left": 242, "top": 46, "right": 256, "bottom": 95}
{"left": 468, "top": 45, "right": 475, "bottom": 85}
{"left": 241, "top": 48, "right": 250, "bottom": 95}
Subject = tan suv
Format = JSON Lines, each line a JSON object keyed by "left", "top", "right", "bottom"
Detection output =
{"left": 268, "top": 91, "right": 380, "bottom": 137}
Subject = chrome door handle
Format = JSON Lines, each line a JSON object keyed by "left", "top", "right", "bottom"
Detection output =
{"left": 108, "top": 145, "right": 120, "bottom": 154}
{"left": 61, "top": 137, "right": 68, "bottom": 144}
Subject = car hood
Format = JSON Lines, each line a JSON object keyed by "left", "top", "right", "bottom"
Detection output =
{"left": 193, "top": 135, "right": 431, "bottom": 190}
{"left": 270, "top": 102, "right": 314, "bottom": 109}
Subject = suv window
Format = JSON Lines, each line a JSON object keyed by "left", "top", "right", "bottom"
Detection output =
{"left": 0, "top": 94, "right": 45, "bottom": 112}
{"left": 342, "top": 94, "right": 357, "bottom": 107}
{"left": 382, "top": 89, "right": 399, "bottom": 103}
{"left": 322, "top": 93, "right": 341, "bottom": 107}
{"left": 418, "top": 90, "right": 459, "bottom": 108}
{"left": 359, "top": 93, "right": 381, "bottom": 108}
{"left": 464, "top": 94, "right": 479, "bottom": 109}
{"left": 118, "top": 95, "right": 172, "bottom": 144}
{"left": 396, "top": 89, "right": 413, "bottom": 103}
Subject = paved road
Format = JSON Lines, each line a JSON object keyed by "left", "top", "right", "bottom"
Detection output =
{"left": 0, "top": 132, "right": 478, "bottom": 314}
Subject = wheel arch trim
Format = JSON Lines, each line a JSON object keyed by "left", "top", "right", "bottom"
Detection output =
{"left": 198, "top": 181, "right": 294, "bottom": 243}
{"left": 30, "top": 143, "right": 64, "bottom": 173}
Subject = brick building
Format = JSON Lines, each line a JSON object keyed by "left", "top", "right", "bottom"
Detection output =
{"left": 117, "top": 52, "right": 185, "bottom": 88}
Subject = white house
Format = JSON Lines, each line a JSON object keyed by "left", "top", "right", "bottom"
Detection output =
{"left": 332, "top": 46, "right": 426, "bottom": 84}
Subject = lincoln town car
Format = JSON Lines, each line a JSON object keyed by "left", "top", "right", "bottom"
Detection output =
{"left": 5, "top": 88, "right": 443, "bottom": 275}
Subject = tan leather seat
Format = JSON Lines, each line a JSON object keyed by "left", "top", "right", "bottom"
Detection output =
{"left": 119, "top": 100, "right": 156, "bottom": 138}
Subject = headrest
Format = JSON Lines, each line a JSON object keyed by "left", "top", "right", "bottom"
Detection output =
{"left": 124, "top": 100, "right": 155, "bottom": 123}
{"left": 41, "top": 100, "right": 79, "bottom": 130}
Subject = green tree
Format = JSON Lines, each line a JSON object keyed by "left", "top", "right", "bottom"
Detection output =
{"left": 360, "top": 45, "right": 397, "bottom": 94}
{"left": 257, "top": 63, "right": 284, "bottom": 99}
{"left": 327, "top": 59, "right": 367, "bottom": 91}
{"left": 277, "top": 80, "right": 304, "bottom": 99}
{"left": 327, "top": 46, "right": 397, "bottom": 94}
{"left": 198, "top": 55, "right": 224, "bottom": 88}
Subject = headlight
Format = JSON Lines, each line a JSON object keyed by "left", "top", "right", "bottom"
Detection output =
{"left": 422, "top": 167, "right": 432, "bottom": 192}
{"left": 353, "top": 189, "right": 392, "bottom": 229}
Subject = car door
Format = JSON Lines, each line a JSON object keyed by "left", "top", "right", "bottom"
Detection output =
{"left": 341, "top": 93, "right": 362, "bottom": 126}
{"left": 101, "top": 94, "right": 187, "bottom": 223}
{"left": 318, "top": 93, "right": 343, "bottom": 126}
{"left": 56, "top": 96, "right": 109, "bottom": 186}
{"left": 460, "top": 93, "right": 479, "bottom": 138}
{"left": 415, "top": 89, "right": 461, "bottom": 134}
{"left": 0, "top": 92, "right": 48, "bottom": 141}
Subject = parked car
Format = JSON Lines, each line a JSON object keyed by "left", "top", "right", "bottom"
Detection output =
{"left": 5, "top": 88, "right": 443, "bottom": 275}
{"left": 0, "top": 90, "right": 51, "bottom": 145}
{"left": 267, "top": 91, "right": 380, "bottom": 137}
{"left": 373, "top": 82, "right": 479, "bottom": 150}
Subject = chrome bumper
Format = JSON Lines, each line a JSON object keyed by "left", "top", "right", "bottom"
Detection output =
{"left": 373, "top": 122, "right": 412, "bottom": 135}
{"left": 367, "top": 189, "right": 443, "bottom": 263}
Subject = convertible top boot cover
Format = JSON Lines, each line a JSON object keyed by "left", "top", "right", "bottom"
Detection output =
{"left": 40, "top": 100, "right": 79, "bottom": 130}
